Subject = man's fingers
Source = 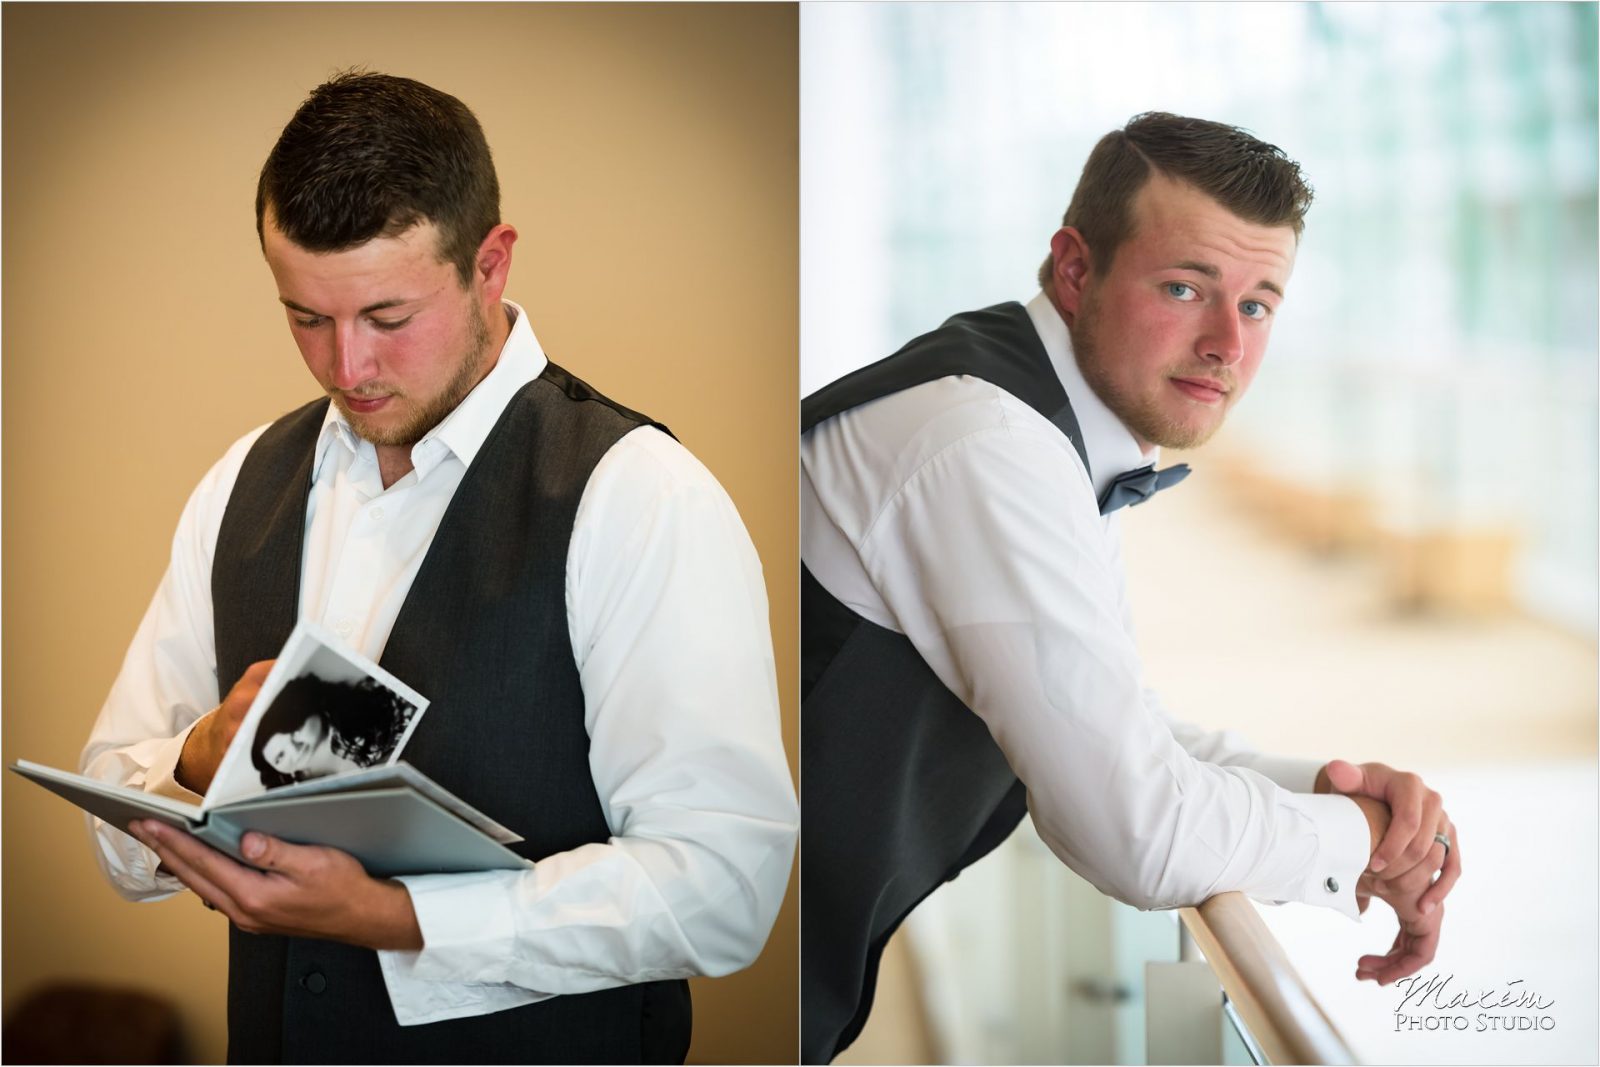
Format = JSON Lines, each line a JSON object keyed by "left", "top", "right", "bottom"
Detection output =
{"left": 236, "top": 660, "right": 276, "bottom": 695}
{"left": 1373, "top": 924, "right": 1441, "bottom": 985}
{"left": 1417, "top": 821, "right": 1462, "bottom": 913}
{"left": 223, "top": 660, "right": 277, "bottom": 723}
{"left": 1324, "top": 759, "right": 1366, "bottom": 794}
{"left": 1360, "top": 942, "right": 1422, "bottom": 986}
{"left": 239, "top": 831, "right": 289, "bottom": 871}
{"left": 1379, "top": 908, "right": 1445, "bottom": 984}
{"left": 1371, "top": 801, "right": 1422, "bottom": 874}
{"left": 132, "top": 822, "right": 242, "bottom": 922}
{"left": 1380, "top": 840, "right": 1447, "bottom": 912}
{"left": 1355, "top": 931, "right": 1405, "bottom": 980}
{"left": 1370, "top": 774, "right": 1439, "bottom": 876}
{"left": 1374, "top": 956, "right": 1423, "bottom": 985}
{"left": 1355, "top": 903, "right": 1444, "bottom": 984}
{"left": 1385, "top": 794, "right": 1444, "bottom": 877}
{"left": 135, "top": 820, "right": 260, "bottom": 903}
{"left": 1356, "top": 953, "right": 1391, "bottom": 975}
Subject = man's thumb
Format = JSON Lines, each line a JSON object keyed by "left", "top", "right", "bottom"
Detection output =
{"left": 242, "top": 832, "right": 273, "bottom": 865}
{"left": 1325, "top": 759, "right": 1364, "bottom": 794}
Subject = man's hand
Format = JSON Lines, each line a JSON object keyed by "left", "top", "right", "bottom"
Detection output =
{"left": 1345, "top": 789, "right": 1449, "bottom": 985}
{"left": 1353, "top": 870, "right": 1445, "bottom": 985}
{"left": 129, "top": 819, "right": 423, "bottom": 951}
{"left": 1317, "top": 758, "right": 1459, "bottom": 914}
{"left": 175, "top": 659, "right": 275, "bottom": 795}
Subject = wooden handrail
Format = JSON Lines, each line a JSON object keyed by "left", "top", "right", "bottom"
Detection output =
{"left": 1178, "top": 893, "right": 1356, "bottom": 1065}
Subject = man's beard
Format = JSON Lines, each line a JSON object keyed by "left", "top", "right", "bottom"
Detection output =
{"left": 1069, "top": 286, "right": 1229, "bottom": 451}
{"left": 335, "top": 299, "right": 494, "bottom": 448}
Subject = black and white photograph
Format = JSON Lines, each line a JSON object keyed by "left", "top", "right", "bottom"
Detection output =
{"left": 250, "top": 674, "right": 417, "bottom": 789}
{"left": 206, "top": 620, "right": 427, "bottom": 807}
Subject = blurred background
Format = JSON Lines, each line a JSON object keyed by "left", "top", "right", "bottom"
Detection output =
{"left": 802, "top": 2, "right": 1597, "bottom": 1063}
{"left": 3, "top": 4, "right": 796, "bottom": 1063}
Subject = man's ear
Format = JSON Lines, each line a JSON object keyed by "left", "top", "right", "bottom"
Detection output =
{"left": 472, "top": 223, "right": 518, "bottom": 303}
{"left": 1048, "top": 226, "right": 1093, "bottom": 321}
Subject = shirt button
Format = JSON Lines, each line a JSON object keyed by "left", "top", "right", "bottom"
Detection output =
{"left": 301, "top": 972, "right": 327, "bottom": 995}
{"left": 370, "top": 506, "right": 384, "bottom": 521}
{"left": 1324, "top": 876, "right": 1340, "bottom": 894}
{"left": 336, "top": 619, "right": 354, "bottom": 637}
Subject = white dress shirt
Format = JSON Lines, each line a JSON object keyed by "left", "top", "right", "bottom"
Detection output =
{"left": 81, "top": 301, "right": 798, "bottom": 1025}
{"left": 801, "top": 290, "right": 1368, "bottom": 918}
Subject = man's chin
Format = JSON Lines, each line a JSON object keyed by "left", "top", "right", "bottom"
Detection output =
{"left": 1131, "top": 407, "right": 1225, "bottom": 451}
{"left": 335, "top": 399, "right": 423, "bottom": 448}
{"left": 1152, "top": 420, "right": 1222, "bottom": 451}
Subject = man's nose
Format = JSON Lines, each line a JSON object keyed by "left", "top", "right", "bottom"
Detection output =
{"left": 330, "top": 323, "right": 376, "bottom": 390}
{"left": 1198, "top": 304, "right": 1245, "bottom": 366}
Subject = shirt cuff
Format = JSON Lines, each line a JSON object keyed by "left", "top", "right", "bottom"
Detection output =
{"left": 1239, "top": 753, "right": 1327, "bottom": 794}
{"left": 1277, "top": 792, "right": 1371, "bottom": 920}
{"left": 142, "top": 721, "right": 206, "bottom": 803}
{"left": 87, "top": 811, "right": 188, "bottom": 900}
{"left": 375, "top": 871, "right": 552, "bottom": 1026}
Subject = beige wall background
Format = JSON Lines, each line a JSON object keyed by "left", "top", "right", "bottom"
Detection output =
{"left": 2, "top": 4, "right": 797, "bottom": 1063}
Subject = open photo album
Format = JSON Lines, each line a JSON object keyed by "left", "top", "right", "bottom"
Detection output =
{"left": 12, "top": 619, "right": 529, "bottom": 876}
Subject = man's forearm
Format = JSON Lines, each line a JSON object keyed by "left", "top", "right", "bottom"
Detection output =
{"left": 358, "top": 879, "right": 425, "bottom": 952}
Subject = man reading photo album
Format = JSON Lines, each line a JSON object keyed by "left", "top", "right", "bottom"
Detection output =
{"left": 76, "top": 70, "right": 797, "bottom": 1064}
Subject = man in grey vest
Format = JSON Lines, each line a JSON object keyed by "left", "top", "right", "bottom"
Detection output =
{"left": 800, "top": 112, "right": 1460, "bottom": 1062}
{"left": 81, "top": 72, "right": 797, "bottom": 1064}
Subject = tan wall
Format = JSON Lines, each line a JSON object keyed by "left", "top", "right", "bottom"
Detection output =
{"left": 1, "top": 4, "right": 797, "bottom": 1062}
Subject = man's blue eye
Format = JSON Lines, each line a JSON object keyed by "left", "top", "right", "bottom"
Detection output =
{"left": 1166, "top": 283, "right": 1195, "bottom": 299}
{"left": 1242, "top": 300, "right": 1270, "bottom": 320}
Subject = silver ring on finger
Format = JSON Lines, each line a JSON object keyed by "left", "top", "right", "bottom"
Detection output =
{"left": 1433, "top": 831, "right": 1451, "bottom": 856}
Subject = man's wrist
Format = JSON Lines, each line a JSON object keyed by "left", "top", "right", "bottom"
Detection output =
{"left": 173, "top": 723, "right": 206, "bottom": 794}
{"left": 361, "top": 879, "right": 424, "bottom": 952}
{"left": 173, "top": 710, "right": 218, "bottom": 795}
{"left": 1350, "top": 794, "right": 1391, "bottom": 859}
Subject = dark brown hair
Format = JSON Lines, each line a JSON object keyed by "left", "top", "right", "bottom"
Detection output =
{"left": 1037, "top": 112, "right": 1312, "bottom": 288}
{"left": 256, "top": 70, "right": 500, "bottom": 286}
{"left": 249, "top": 674, "right": 411, "bottom": 788}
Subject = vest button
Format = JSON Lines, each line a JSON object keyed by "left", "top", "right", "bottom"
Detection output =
{"left": 301, "top": 971, "right": 327, "bottom": 995}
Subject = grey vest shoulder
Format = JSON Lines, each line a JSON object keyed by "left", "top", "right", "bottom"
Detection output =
{"left": 211, "top": 363, "right": 691, "bottom": 1065}
{"left": 800, "top": 302, "right": 1089, "bottom": 1064}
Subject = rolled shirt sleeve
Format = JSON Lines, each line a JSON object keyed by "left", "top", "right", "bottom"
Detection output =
{"left": 79, "top": 428, "right": 266, "bottom": 901}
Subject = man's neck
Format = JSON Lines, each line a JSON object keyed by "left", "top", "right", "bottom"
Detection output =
{"left": 1043, "top": 289, "right": 1157, "bottom": 458}
{"left": 377, "top": 446, "right": 414, "bottom": 489}
{"left": 1044, "top": 285, "right": 1074, "bottom": 329}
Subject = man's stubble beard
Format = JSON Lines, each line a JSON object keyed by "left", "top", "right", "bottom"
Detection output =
{"left": 335, "top": 298, "right": 495, "bottom": 448}
{"left": 1069, "top": 285, "right": 1229, "bottom": 452}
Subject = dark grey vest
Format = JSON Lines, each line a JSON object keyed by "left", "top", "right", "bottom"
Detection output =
{"left": 211, "top": 363, "right": 692, "bottom": 1065}
{"left": 800, "top": 302, "right": 1091, "bottom": 1064}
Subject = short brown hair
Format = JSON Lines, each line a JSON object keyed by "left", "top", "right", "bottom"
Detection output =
{"left": 256, "top": 70, "right": 500, "bottom": 286}
{"left": 1037, "top": 112, "right": 1312, "bottom": 289}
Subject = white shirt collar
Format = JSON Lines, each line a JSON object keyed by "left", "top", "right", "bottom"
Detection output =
{"left": 315, "top": 298, "right": 548, "bottom": 481}
{"left": 1024, "top": 289, "right": 1156, "bottom": 501}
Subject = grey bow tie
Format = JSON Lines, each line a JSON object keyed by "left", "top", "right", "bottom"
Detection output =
{"left": 1097, "top": 463, "right": 1191, "bottom": 515}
